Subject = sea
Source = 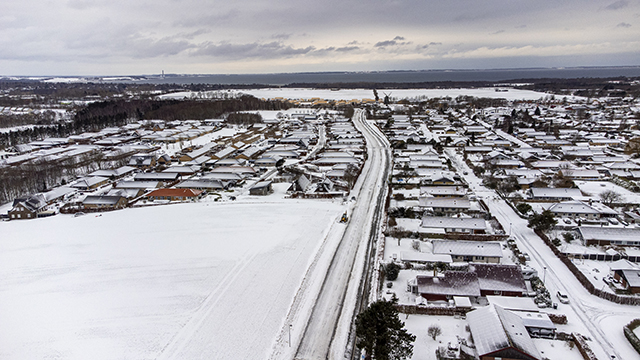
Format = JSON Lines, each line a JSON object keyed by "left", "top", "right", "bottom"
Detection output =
{"left": 131, "top": 67, "right": 640, "bottom": 85}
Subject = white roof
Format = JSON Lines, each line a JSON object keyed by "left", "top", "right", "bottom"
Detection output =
{"left": 418, "top": 197, "right": 470, "bottom": 209}
{"left": 579, "top": 227, "right": 640, "bottom": 242}
{"left": 399, "top": 252, "right": 452, "bottom": 263}
{"left": 421, "top": 217, "right": 486, "bottom": 230}
{"left": 432, "top": 240, "right": 502, "bottom": 257}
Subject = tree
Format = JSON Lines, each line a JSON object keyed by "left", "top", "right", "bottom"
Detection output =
{"left": 355, "top": 298, "right": 416, "bottom": 360}
{"left": 516, "top": 202, "right": 532, "bottom": 215}
{"left": 427, "top": 325, "right": 442, "bottom": 340}
{"left": 385, "top": 262, "right": 401, "bottom": 281}
{"left": 600, "top": 190, "right": 622, "bottom": 206}
{"left": 527, "top": 209, "right": 557, "bottom": 233}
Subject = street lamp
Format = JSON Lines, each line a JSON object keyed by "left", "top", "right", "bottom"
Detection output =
{"left": 509, "top": 223, "right": 512, "bottom": 237}
{"left": 289, "top": 324, "right": 292, "bottom": 347}
{"left": 543, "top": 266, "right": 547, "bottom": 284}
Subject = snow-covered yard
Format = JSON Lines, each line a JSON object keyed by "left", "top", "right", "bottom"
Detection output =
{"left": 575, "top": 180, "right": 640, "bottom": 204}
{"left": 0, "top": 197, "right": 343, "bottom": 359}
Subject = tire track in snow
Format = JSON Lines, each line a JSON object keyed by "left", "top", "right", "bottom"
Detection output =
{"left": 156, "top": 252, "right": 259, "bottom": 360}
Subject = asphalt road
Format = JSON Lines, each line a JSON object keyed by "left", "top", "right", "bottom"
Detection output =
{"left": 294, "top": 110, "right": 391, "bottom": 360}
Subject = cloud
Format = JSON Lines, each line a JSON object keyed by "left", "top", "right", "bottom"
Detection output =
{"left": 491, "top": 30, "right": 505, "bottom": 35}
{"left": 617, "top": 22, "right": 632, "bottom": 28}
{"left": 272, "top": 33, "right": 292, "bottom": 40}
{"left": 191, "top": 41, "right": 315, "bottom": 59}
{"left": 605, "top": 0, "right": 628, "bottom": 10}
{"left": 375, "top": 36, "right": 409, "bottom": 47}
{"left": 335, "top": 46, "right": 360, "bottom": 52}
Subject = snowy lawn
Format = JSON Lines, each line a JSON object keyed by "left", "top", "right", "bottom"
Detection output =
{"left": 532, "top": 338, "right": 584, "bottom": 360}
{"left": 575, "top": 180, "right": 640, "bottom": 204}
{"left": 402, "top": 315, "right": 470, "bottom": 360}
{"left": 0, "top": 198, "right": 343, "bottom": 359}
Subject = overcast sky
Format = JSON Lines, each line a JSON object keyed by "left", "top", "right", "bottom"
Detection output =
{"left": 1, "top": 0, "right": 639, "bottom": 75}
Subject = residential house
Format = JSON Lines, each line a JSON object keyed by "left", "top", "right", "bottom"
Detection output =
{"left": 432, "top": 240, "right": 502, "bottom": 263}
{"left": 421, "top": 216, "right": 486, "bottom": 234}
{"left": 578, "top": 227, "right": 640, "bottom": 246}
{"left": 467, "top": 305, "right": 542, "bottom": 360}
{"left": 528, "top": 187, "right": 582, "bottom": 201}
{"left": 249, "top": 181, "right": 273, "bottom": 195}
{"left": 8, "top": 194, "right": 47, "bottom": 220}
{"left": 146, "top": 188, "right": 203, "bottom": 201}
{"left": 82, "top": 195, "right": 128, "bottom": 210}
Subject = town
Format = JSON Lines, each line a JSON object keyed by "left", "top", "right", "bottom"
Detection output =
{"left": 1, "top": 79, "right": 640, "bottom": 360}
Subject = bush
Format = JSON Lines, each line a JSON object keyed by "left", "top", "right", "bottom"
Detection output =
{"left": 385, "top": 262, "right": 401, "bottom": 281}
{"left": 624, "top": 319, "right": 640, "bottom": 355}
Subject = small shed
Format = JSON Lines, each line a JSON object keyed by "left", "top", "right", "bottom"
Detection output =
{"left": 249, "top": 181, "right": 272, "bottom": 196}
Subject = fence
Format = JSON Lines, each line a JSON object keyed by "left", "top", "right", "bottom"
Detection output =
{"left": 535, "top": 229, "right": 640, "bottom": 305}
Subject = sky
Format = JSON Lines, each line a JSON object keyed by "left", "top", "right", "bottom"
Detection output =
{"left": 1, "top": 0, "right": 639, "bottom": 76}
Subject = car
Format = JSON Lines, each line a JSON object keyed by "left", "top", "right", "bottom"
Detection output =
{"left": 556, "top": 291, "right": 570, "bottom": 304}
{"left": 74, "top": 212, "right": 86, "bottom": 217}
{"left": 563, "top": 218, "right": 571, "bottom": 224}
{"left": 463, "top": 171, "right": 468, "bottom": 175}
{"left": 608, "top": 218, "right": 619, "bottom": 225}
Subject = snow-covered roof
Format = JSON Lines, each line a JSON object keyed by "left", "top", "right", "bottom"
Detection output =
{"left": 579, "top": 227, "right": 640, "bottom": 244}
{"left": 399, "top": 252, "right": 452, "bottom": 263}
{"left": 422, "top": 217, "right": 486, "bottom": 231}
{"left": 432, "top": 240, "right": 501, "bottom": 257}
{"left": 467, "top": 305, "right": 541, "bottom": 359}
{"left": 418, "top": 197, "right": 470, "bottom": 209}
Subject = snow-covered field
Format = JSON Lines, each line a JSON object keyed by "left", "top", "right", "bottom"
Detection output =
{"left": 242, "top": 88, "right": 549, "bottom": 101}
{"left": 158, "top": 88, "right": 550, "bottom": 102}
{"left": 0, "top": 196, "right": 344, "bottom": 359}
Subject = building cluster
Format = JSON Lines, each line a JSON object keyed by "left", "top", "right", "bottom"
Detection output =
{"left": 3, "top": 108, "right": 367, "bottom": 219}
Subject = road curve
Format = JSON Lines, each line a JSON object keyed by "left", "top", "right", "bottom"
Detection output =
{"left": 294, "top": 109, "right": 391, "bottom": 360}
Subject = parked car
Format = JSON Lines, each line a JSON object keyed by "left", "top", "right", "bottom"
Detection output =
{"left": 74, "top": 212, "right": 86, "bottom": 217}
{"left": 556, "top": 291, "right": 570, "bottom": 304}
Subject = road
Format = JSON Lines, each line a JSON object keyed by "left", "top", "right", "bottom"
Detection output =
{"left": 293, "top": 109, "right": 391, "bottom": 360}
{"left": 446, "top": 148, "right": 640, "bottom": 360}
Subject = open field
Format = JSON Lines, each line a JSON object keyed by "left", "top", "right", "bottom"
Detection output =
{"left": 0, "top": 197, "right": 344, "bottom": 359}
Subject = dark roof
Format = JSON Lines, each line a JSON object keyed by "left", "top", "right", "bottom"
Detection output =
{"left": 471, "top": 263, "right": 527, "bottom": 293}
{"left": 417, "top": 272, "right": 481, "bottom": 297}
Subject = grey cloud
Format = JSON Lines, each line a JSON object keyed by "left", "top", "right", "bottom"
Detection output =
{"left": 605, "top": 0, "right": 628, "bottom": 10}
{"left": 617, "top": 22, "right": 632, "bottom": 27}
{"left": 192, "top": 41, "right": 315, "bottom": 59}
{"left": 272, "top": 33, "right": 292, "bottom": 40}
{"left": 429, "top": 42, "right": 442, "bottom": 46}
{"left": 491, "top": 30, "right": 505, "bottom": 35}
{"left": 375, "top": 36, "right": 409, "bottom": 47}
{"left": 335, "top": 46, "right": 360, "bottom": 52}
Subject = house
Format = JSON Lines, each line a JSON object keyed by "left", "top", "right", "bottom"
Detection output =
{"left": 175, "top": 179, "right": 227, "bottom": 191}
{"left": 128, "top": 154, "right": 156, "bottom": 169}
{"left": 471, "top": 263, "right": 527, "bottom": 297}
{"left": 71, "top": 176, "right": 110, "bottom": 191}
{"left": 609, "top": 260, "right": 640, "bottom": 293}
{"left": 133, "top": 172, "right": 181, "bottom": 185}
{"left": 82, "top": 195, "right": 128, "bottom": 210}
{"left": 467, "top": 305, "right": 541, "bottom": 360}
{"left": 146, "top": 188, "right": 203, "bottom": 201}
{"left": 577, "top": 227, "right": 640, "bottom": 246}
{"left": 8, "top": 194, "right": 47, "bottom": 220}
{"left": 420, "top": 186, "right": 467, "bottom": 197}
{"left": 421, "top": 216, "right": 486, "bottom": 234}
{"left": 419, "top": 197, "right": 470, "bottom": 214}
{"left": 413, "top": 271, "right": 481, "bottom": 301}
{"left": 528, "top": 187, "right": 582, "bottom": 201}
{"left": 399, "top": 252, "right": 452, "bottom": 265}
{"left": 432, "top": 240, "right": 502, "bottom": 263}
{"left": 249, "top": 181, "right": 272, "bottom": 195}
{"left": 547, "top": 200, "right": 618, "bottom": 220}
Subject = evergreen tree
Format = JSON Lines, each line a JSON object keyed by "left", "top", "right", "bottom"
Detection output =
{"left": 355, "top": 298, "right": 415, "bottom": 360}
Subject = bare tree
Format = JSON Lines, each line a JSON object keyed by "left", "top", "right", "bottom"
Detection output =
{"left": 600, "top": 190, "right": 623, "bottom": 206}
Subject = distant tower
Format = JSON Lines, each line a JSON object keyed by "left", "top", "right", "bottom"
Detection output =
{"left": 162, "top": 70, "right": 165, "bottom": 78}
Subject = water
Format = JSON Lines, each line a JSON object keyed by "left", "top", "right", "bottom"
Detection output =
{"left": 132, "top": 67, "right": 640, "bottom": 85}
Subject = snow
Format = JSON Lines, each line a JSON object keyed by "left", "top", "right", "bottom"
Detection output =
{"left": 0, "top": 197, "right": 344, "bottom": 359}
{"left": 242, "top": 88, "right": 549, "bottom": 101}
{"left": 532, "top": 339, "right": 584, "bottom": 360}
{"left": 402, "top": 315, "right": 469, "bottom": 360}
{"left": 575, "top": 180, "right": 640, "bottom": 204}
{"left": 157, "top": 127, "right": 238, "bottom": 156}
